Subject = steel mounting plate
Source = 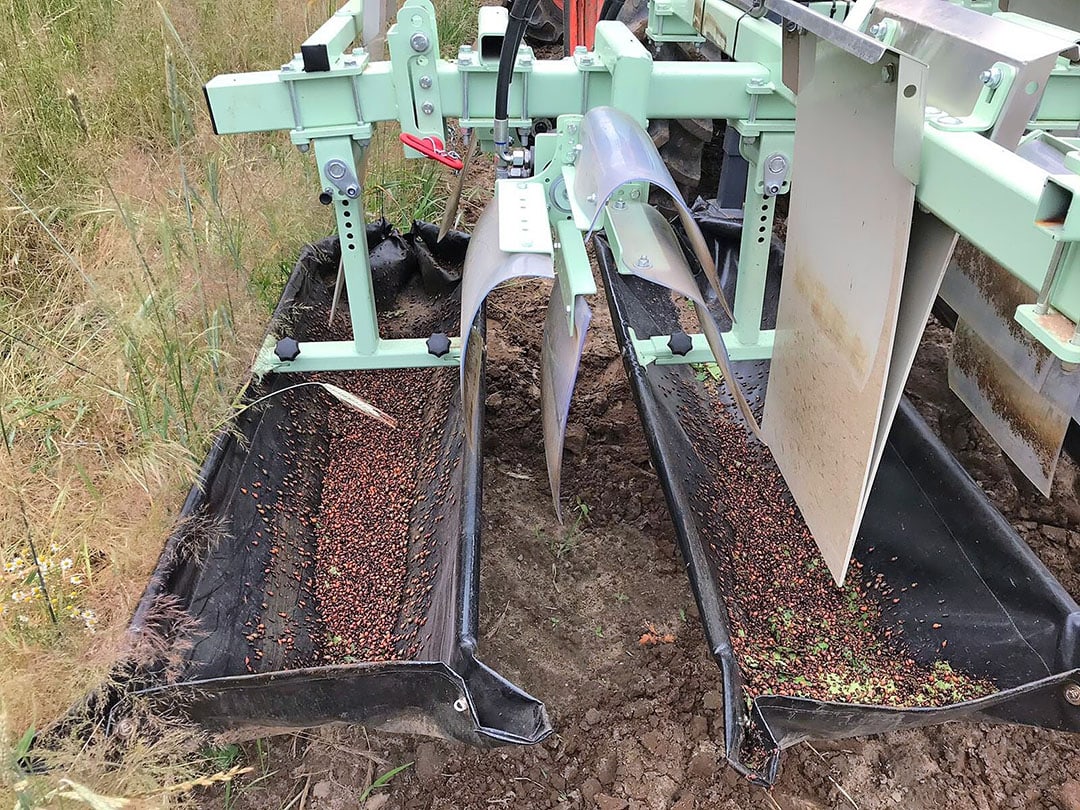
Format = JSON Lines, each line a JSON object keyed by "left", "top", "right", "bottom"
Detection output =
{"left": 762, "top": 35, "right": 917, "bottom": 586}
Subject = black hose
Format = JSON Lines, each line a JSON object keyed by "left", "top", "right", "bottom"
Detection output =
{"left": 495, "top": 0, "right": 542, "bottom": 124}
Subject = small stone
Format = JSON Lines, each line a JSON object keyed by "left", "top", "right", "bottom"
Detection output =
{"left": 671, "top": 797, "right": 695, "bottom": 810}
{"left": 688, "top": 752, "right": 715, "bottom": 779}
{"left": 597, "top": 755, "right": 619, "bottom": 785}
{"left": 565, "top": 423, "right": 588, "bottom": 455}
{"left": 596, "top": 795, "right": 629, "bottom": 810}
{"left": 642, "top": 730, "right": 663, "bottom": 755}
{"left": 702, "top": 691, "right": 722, "bottom": 710}
{"left": 415, "top": 742, "right": 445, "bottom": 781}
{"left": 365, "top": 794, "right": 390, "bottom": 810}
{"left": 312, "top": 780, "right": 333, "bottom": 800}
{"left": 582, "top": 777, "right": 602, "bottom": 803}
{"left": 689, "top": 715, "right": 708, "bottom": 738}
{"left": 1059, "top": 780, "right": 1080, "bottom": 810}
{"left": 584, "top": 708, "right": 603, "bottom": 726}
{"left": 485, "top": 392, "right": 504, "bottom": 409}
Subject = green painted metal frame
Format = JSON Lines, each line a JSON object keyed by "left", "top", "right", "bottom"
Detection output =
{"left": 205, "top": 0, "right": 1080, "bottom": 373}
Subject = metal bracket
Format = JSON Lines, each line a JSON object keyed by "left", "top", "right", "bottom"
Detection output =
{"left": 323, "top": 157, "right": 362, "bottom": 198}
{"left": 1015, "top": 303, "right": 1080, "bottom": 364}
{"left": 926, "top": 62, "right": 1018, "bottom": 134}
{"left": 387, "top": 0, "right": 446, "bottom": 154}
{"left": 497, "top": 180, "right": 555, "bottom": 254}
{"left": 554, "top": 220, "right": 597, "bottom": 335}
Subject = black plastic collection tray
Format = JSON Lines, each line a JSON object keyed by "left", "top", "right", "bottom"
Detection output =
{"left": 107, "top": 222, "right": 550, "bottom": 747}
{"left": 597, "top": 206, "right": 1080, "bottom": 784}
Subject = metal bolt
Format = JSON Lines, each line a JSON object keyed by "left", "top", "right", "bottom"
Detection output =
{"left": 410, "top": 32, "right": 430, "bottom": 52}
{"left": 748, "top": 77, "right": 765, "bottom": 88}
{"left": 766, "top": 183, "right": 781, "bottom": 195}
{"left": 280, "top": 63, "right": 295, "bottom": 72}
{"left": 345, "top": 184, "right": 360, "bottom": 198}
{"left": 419, "top": 75, "right": 432, "bottom": 89}
{"left": 868, "top": 22, "right": 886, "bottom": 40}
{"left": 636, "top": 255, "right": 651, "bottom": 268}
{"left": 881, "top": 64, "right": 897, "bottom": 84}
{"left": 630, "top": 189, "right": 641, "bottom": 199}
{"left": 343, "top": 58, "right": 356, "bottom": 67}
{"left": 352, "top": 47, "right": 366, "bottom": 56}
{"left": 453, "top": 697, "right": 469, "bottom": 712}
{"left": 612, "top": 199, "right": 626, "bottom": 210}
{"left": 296, "top": 143, "right": 310, "bottom": 153}
{"left": 1066, "top": 684, "right": 1080, "bottom": 706}
{"left": 980, "top": 66, "right": 1003, "bottom": 89}
{"left": 326, "top": 160, "right": 347, "bottom": 180}
{"left": 766, "top": 154, "right": 787, "bottom": 174}
{"left": 421, "top": 102, "right": 435, "bottom": 115}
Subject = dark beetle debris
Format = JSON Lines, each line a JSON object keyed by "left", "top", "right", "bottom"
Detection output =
{"left": 682, "top": 375, "right": 996, "bottom": 707}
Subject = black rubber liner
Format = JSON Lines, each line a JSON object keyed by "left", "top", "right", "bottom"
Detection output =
{"left": 91, "top": 221, "right": 550, "bottom": 748}
{"left": 597, "top": 204, "right": 1080, "bottom": 784}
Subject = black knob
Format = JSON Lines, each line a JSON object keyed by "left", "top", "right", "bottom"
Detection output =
{"left": 274, "top": 337, "right": 301, "bottom": 362}
{"left": 319, "top": 190, "right": 333, "bottom": 205}
{"left": 668, "top": 330, "right": 693, "bottom": 357}
{"left": 426, "top": 333, "right": 451, "bottom": 358}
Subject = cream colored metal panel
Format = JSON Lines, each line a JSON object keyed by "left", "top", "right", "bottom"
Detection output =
{"left": 763, "top": 36, "right": 916, "bottom": 586}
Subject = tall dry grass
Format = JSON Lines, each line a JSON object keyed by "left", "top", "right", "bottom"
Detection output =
{"left": 0, "top": 0, "right": 475, "bottom": 804}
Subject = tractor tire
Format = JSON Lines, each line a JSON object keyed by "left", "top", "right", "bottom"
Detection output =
{"left": 524, "top": 0, "right": 565, "bottom": 46}
{"left": 522, "top": 1, "right": 721, "bottom": 204}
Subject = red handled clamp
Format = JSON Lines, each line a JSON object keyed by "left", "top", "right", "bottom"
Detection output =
{"left": 399, "top": 133, "right": 464, "bottom": 170}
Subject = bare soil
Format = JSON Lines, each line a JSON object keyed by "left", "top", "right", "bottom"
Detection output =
{"left": 207, "top": 274, "right": 1080, "bottom": 809}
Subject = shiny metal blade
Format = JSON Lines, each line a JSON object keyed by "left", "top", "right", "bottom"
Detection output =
{"left": 460, "top": 200, "right": 555, "bottom": 448}
{"left": 462, "top": 325, "right": 485, "bottom": 450}
{"left": 572, "top": 107, "right": 734, "bottom": 320}
{"left": 328, "top": 254, "right": 345, "bottom": 327}
{"left": 762, "top": 39, "right": 917, "bottom": 587}
{"left": 541, "top": 278, "right": 592, "bottom": 521}
{"left": 438, "top": 131, "right": 477, "bottom": 243}
{"left": 609, "top": 201, "right": 761, "bottom": 439}
{"left": 949, "top": 320, "right": 1070, "bottom": 496}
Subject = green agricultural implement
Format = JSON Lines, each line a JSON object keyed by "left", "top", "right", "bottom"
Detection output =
{"left": 85, "top": 0, "right": 1080, "bottom": 783}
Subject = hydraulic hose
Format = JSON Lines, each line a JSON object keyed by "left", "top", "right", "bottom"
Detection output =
{"left": 494, "top": 0, "right": 541, "bottom": 161}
